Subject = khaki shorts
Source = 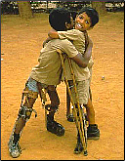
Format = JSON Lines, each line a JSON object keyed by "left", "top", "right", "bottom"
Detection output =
{"left": 69, "top": 79, "right": 89, "bottom": 105}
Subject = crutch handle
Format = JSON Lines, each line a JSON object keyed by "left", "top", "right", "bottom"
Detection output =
{"left": 56, "top": 49, "right": 63, "bottom": 54}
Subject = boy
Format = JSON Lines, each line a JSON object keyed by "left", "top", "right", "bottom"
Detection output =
{"left": 8, "top": 7, "right": 93, "bottom": 158}
{"left": 48, "top": 7, "right": 100, "bottom": 154}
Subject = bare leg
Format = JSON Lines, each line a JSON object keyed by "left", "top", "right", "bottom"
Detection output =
{"left": 47, "top": 85, "right": 60, "bottom": 119}
{"left": 84, "top": 98, "right": 95, "bottom": 125}
{"left": 46, "top": 85, "right": 65, "bottom": 136}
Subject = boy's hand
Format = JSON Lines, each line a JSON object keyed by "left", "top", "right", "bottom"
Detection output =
{"left": 48, "top": 29, "right": 59, "bottom": 39}
{"left": 43, "top": 37, "right": 52, "bottom": 48}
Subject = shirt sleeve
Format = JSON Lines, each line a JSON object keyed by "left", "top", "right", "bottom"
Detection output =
{"left": 58, "top": 29, "right": 81, "bottom": 41}
{"left": 59, "top": 39, "right": 79, "bottom": 58}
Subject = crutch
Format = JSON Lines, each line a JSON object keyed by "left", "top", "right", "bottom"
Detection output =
{"left": 37, "top": 82, "right": 48, "bottom": 128}
{"left": 57, "top": 49, "right": 88, "bottom": 156}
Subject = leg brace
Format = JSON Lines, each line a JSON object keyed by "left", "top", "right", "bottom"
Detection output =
{"left": 19, "top": 87, "right": 38, "bottom": 121}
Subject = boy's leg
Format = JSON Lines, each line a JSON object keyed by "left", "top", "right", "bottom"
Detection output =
{"left": 46, "top": 85, "right": 65, "bottom": 136}
{"left": 8, "top": 96, "right": 37, "bottom": 158}
{"left": 84, "top": 98, "right": 95, "bottom": 124}
{"left": 84, "top": 98, "right": 100, "bottom": 140}
{"left": 14, "top": 97, "right": 36, "bottom": 134}
{"left": 85, "top": 67, "right": 100, "bottom": 139}
{"left": 47, "top": 85, "right": 60, "bottom": 118}
{"left": 8, "top": 79, "right": 38, "bottom": 158}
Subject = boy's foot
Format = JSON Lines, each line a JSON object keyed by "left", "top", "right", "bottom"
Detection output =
{"left": 87, "top": 124, "right": 100, "bottom": 140}
{"left": 8, "top": 141, "right": 21, "bottom": 158}
{"left": 74, "top": 142, "right": 83, "bottom": 154}
{"left": 8, "top": 134, "right": 21, "bottom": 158}
{"left": 47, "top": 114, "right": 65, "bottom": 136}
{"left": 67, "top": 113, "right": 75, "bottom": 122}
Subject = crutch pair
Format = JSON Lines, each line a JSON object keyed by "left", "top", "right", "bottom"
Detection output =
{"left": 56, "top": 49, "right": 88, "bottom": 156}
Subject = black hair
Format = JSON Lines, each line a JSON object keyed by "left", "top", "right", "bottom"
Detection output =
{"left": 78, "top": 7, "right": 99, "bottom": 27}
{"left": 49, "top": 7, "right": 71, "bottom": 31}
{"left": 70, "top": 11, "right": 77, "bottom": 21}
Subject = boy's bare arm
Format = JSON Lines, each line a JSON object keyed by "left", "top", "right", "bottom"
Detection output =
{"left": 82, "top": 37, "right": 93, "bottom": 66}
{"left": 72, "top": 54, "right": 88, "bottom": 68}
{"left": 57, "top": 49, "right": 88, "bottom": 68}
{"left": 72, "top": 37, "right": 93, "bottom": 68}
{"left": 48, "top": 29, "right": 59, "bottom": 39}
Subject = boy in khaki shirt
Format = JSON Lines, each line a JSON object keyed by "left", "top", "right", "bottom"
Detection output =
{"left": 8, "top": 7, "right": 93, "bottom": 158}
{"left": 48, "top": 7, "right": 100, "bottom": 154}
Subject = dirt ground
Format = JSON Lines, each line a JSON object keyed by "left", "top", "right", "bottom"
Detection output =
{"left": 1, "top": 11, "right": 124, "bottom": 160}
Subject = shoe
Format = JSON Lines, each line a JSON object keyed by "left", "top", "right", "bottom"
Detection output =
{"left": 87, "top": 124, "right": 100, "bottom": 140}
{"left": 8, "top": 141, "right": 21, "bottom": 158}
{"left": 47, "top": 114, "right": 65, "bottom": 136}
{"left": 8, "top": 134, "right": 21, "bottom": 158}
{"left": 67, "top": 113, "right": 75, "bottom": 122}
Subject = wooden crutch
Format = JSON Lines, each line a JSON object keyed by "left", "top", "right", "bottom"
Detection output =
{"left": 57, "top": 49, "right": 88, "bottom": 156}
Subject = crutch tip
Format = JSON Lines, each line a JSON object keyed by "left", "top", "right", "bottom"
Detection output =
{"left": 83, "top": 150, "right": 88, "bottom": 156}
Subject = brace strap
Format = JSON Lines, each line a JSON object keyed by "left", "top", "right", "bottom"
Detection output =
{"left": 45, "top": 104, "right": 58, "bottom": 112}
{"left": 37, "top": 82, "right": 47, "bottom": 108}
{"left": 22, "top": 87, "right": 38, "bottom": 99}
{"left": 19, "top": 106, "right": 37, "bottom": 119}
{"left": 41, "top": 88, "right": 47, "bottom": 107}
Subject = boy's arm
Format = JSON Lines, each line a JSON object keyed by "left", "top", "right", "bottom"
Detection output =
{"left": 58, "top": 29, "right": 79, "bottom": 40}
{"left": 49, "top": 29, "right": 79, "bottom": 41}
{"left": 59, "top": 39, "right": 92, "bottom": 68}
{"left": 81, "top": 37, "right": 93, "bottom": 67}
{"left": 72, "top": 37, "right": 93, "bottom": 67}
{"left": 48, "top": 29, "right": 59, "bottom": 39}
{"left": 72, "top": 53, "right": 88, "bottom": 68}
{"left": 43, "top": 29, "right": 60, "bottom": 47}
{"left": 57, "top": 48, "right": 88, "bottom": 68}
{"left": 43, "top": 37, "right": 52, "bottom": 48}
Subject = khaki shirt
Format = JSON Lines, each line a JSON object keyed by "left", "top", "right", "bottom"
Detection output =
{"left": 58, "top": 29, "right": 92, "bottom": 81}
{"left": 63, "top": 57, "right": 90, "bottom": 81}
{"left": 58, "top": 29, "right": 85, "bottom": 54}
{"left": 30, "top": 39, "right": 79, "bottom": 85}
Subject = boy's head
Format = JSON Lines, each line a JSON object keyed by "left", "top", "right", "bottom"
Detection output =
{"left": 75, "top": 7, "right": 99, "bottom": 31}
{"left": 49, "top": 7, "right": 74, "bottom": 31}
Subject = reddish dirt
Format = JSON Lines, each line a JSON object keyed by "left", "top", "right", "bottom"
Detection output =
{"left": 1, "top": 12, "right": 124, "bottom": 160}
